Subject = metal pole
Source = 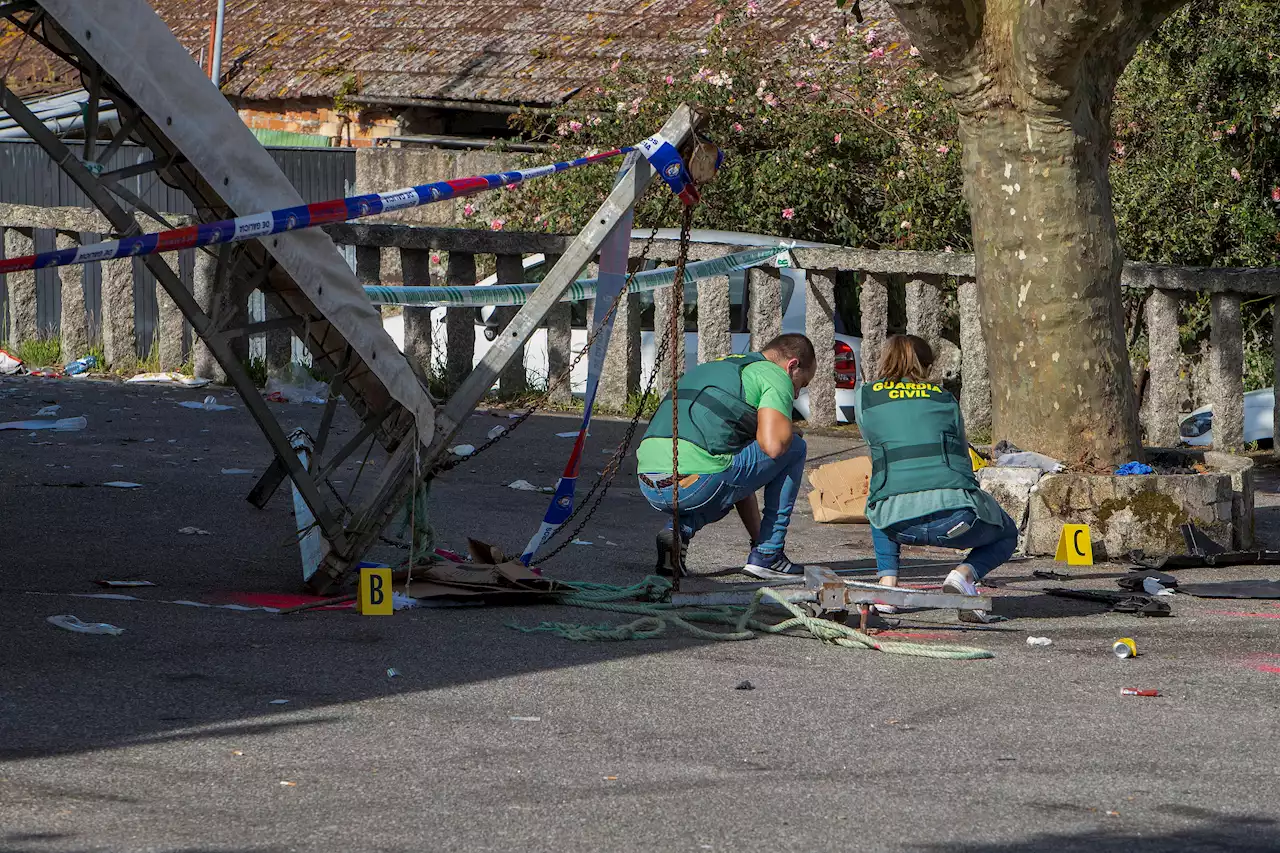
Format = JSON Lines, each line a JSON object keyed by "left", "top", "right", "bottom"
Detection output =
{"left": 210, "top": 0, "right": 226, "bottom": 85}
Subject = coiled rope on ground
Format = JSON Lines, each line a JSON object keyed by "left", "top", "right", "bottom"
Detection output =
{"left": 508, "top": 576, "right": 994, "bottom": 660}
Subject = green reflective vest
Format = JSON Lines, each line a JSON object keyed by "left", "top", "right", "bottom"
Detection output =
{"left": 644, "top": 353, "right": 765, "bottom": 456}
{"left": 858, "top": 380, "right": 978, "bottom": 505}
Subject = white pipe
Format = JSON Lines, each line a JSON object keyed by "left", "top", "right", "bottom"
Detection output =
{"left": 210, "top": 0, "right": 226, "bottom": 85}
{"left": 0, "top": 110, "right": 119, "bottom": 140}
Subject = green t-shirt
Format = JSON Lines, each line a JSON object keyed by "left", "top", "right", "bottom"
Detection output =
{"left": 636, "top": 359, "right": 795, "bottom": 474}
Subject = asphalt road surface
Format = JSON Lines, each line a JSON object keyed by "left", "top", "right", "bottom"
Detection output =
{"left": 2, "top": 375, "right": 1278, "bottom": 852}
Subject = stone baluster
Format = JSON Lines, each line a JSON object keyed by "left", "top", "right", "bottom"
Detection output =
{"left": 1209, "top": 292, "right": 1244, "bottom": 451}
{"left": 905, "top": 274, "right": 944, "bottom": 351}
{"left": 494, "top": 254, "right": 528, "bottom": 397}
{"left": 399, "top": 248, "right": 433, "bottom": 384}
{"left": 654, "top": 266, "right": 687, "bottom": 396}
{"left": 804, "top": 270, "right": 837, "bottom": 426}
{"left": 264, "top": 299, "right": 293, "bottom": 373}
{"left": 192, "top": 247, "right": 222, "bottom": 382}
{"left": 542, "top": 254, "right": 573, "bottom": 405}
{"left": 600, "top": 288, "right": 640, "bottom": 412}
{"left": 3, "top": 226, "right": 37, "bottom": 353}
{"left": 748, "top": 267, "right": 782, "bottom": 350}
{"left": 55, "top": 231, "right": 89, "bottom": 365}
{"left": 1143, "top": 289, "right": 1182, "bottom": 446}
{"left": 859, "top": 272, "right": 889, "bottom": 385}
{"left": 696, "top": 271, "right": 732, "bottom": 365}
{"left": 443, "top": 252, "right": 476, "bottom": 393}
{"left": 957, "top": 278, "right": 991, "bottom": 435}
{"left": 100, "top": 255, "right": 137, "bottom": 372}
{"left": 156, "top": 251, "right": 186, "bottom": 370}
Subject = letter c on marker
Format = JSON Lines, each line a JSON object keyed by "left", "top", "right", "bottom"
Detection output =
{"left": 1073, "top": 528, "right": 1084, "bottom": 556}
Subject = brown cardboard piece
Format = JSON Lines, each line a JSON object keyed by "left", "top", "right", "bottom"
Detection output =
{"left": 400, "top": 540, "right": 571, "bottom": 600}
{"left": 807, "top": 456, "right": 871, "bottom": 524}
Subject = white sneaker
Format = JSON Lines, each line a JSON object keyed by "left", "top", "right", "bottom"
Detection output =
{"left": 942, "top": 568, "right": 994, "bottom": 623}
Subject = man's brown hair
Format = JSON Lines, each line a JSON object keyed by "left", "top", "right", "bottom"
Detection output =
{"left": 877, "top": 334, "right": 935, "bottom": 382}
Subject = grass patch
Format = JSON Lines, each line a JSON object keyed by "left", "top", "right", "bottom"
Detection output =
{"left": 16, "top": 337, "right": 62, "bottom": 369}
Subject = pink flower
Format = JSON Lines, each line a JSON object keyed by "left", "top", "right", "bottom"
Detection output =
{"left": 809, "top": 83, "right": 821, "bottom": 92}
{"left": 833, "top": 132, "right": 842, "bottom": 144}
{"left": 808, "top": 33, "right": 830, "bottom": 49}
{"left": 745, "top": 0, "right": 760, "bottom": 17}
{"left": 431, "top": 254, "right": 441, "bottom": 264}
{"left": 899, "top": 220, "right": 911, "bottom": 230}
{"left": 610, "top": 59, "right": 621, "bottom": 71}
{"left": 781, "top": 208, "right": 795, "bottom": 220}
{"left": 732, "top": 122, "right": 745, "bottom": 133}
{"left": 936, "top": 144, "right": 950, "bottom": 154}
{"left": 490, "top": 219, "right": 505, "bottom": 231}
{"left": 1231, "top": 167, "right": 1243, "bottom": 181}
{"left": 795, "top": 80, "right": 808, "bottom": 89}
{"left": 763, "top": 93, "right": 778, "bottom": 107}
{"left": 628, "top": 97, "right": 641, "bottom": 116}
{"left": 943, "top": 246, "right": 954, "bottom": 253}
{"left": 868, "top": 47, "right": 885, "bottom": 60}
{"left": 1227, "top": 124, "right": 1238, "bottom": 135}
{"left": 1272, "top": 186, "right": 1280, "bottom": 203}
{"left": 864, "top": 29, "right": 878, "bottom": 46}
{"left": 909, "top": 46, "right": 920, "bottom": 57}
{"left": 714, "top": 12, "right": 723, "bottom": 24}
{"left": 462, "top": 203, "right": 475, "bottom": 217}
{"left": 568, "top": 120, "right": 584, "bottom": 133}
{"left": 664, "top": 75, "right": 675, "bottom": 85}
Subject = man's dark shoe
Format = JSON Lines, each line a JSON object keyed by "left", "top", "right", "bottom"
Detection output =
{"left": 656, "top": 527, "right": 688, "bottom": 577}
{"left": 742, "top": 548, "right": 805, "bottom": 580}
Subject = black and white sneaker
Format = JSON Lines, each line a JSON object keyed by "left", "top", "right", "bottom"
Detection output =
{"left": 742, "top": 548, "right": 805, "bottom": 580}
{"left": 655, "top": 528, "right": 688, "bottom": 577}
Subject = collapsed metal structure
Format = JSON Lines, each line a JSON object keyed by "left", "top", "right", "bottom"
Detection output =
{"left": 1, "top": 0, "right": 697, "bottom": 592}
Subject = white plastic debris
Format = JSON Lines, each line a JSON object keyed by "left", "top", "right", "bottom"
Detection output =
{"left": 178, "top": 526, "right": 211, "bottom": 536}
{"left": 268, "top": 699, "right": 290, "bottom": 705}
{"left": 487, "top": 425, "right": 507, "bottom": 440}
{"left": 220, "top": 468, "right": 254, "bottom": 475}
{"left": 0, "top": 416, "right": 87, "bottom": 431}
{"left": 178, "top": 396, "right": 234, "bottom": 411}
{"left": 556, "top": 431, "right": 590, "bottom": 438}
{"left": 509, "top": 716, "right": 541, "bottom": 722}
{"left": 1142, "top": 577, "right": 1177, "bottom": 596}
{"left": 35, "top": 405, "right": 61, "bottom": 416}
{"left": 103, "top": 481, "right": 143, "bottom": 489}
{"left": 450, "top": 444, "right": 476, "bottom": 457}
{"left": 0, "top": 348, "right": 22, "bottom": 375}
{"left": 386, "top": 668, "right": 401, "bottom": 678}
{"left": 1026, "top": 637, "right": 1053, "bottom": 647}
{"left": 47, "top": 614, "right": 124, "bottom": 636}
{"left": 392, "top": 592, "right": 420, "bottom": 611}
{"left": 571, "top": 539, "right": 593, "bottom": 546}
{"left": 508, "top": 479, "right": 540, "bottom": 491}
{"left": 126, "top": 372, "right": 211, "bottom": 387}
{"left": 996, "top": 451, "right": 1065, "bottom": 473}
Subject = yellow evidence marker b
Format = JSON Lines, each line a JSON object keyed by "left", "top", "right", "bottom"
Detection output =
{"left": 358, "top": 567, "right": 393, "bottom": 615}
{"left": 1054, "top": 524, "right": 1094, "bottom": 566}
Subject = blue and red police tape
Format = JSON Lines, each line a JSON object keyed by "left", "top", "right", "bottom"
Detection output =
{"left": 0, "top": 135, "right": 705, "bottom": 276}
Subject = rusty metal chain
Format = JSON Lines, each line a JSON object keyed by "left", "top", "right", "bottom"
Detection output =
{"left": 667, "top": 205, "right": 693, "bottom": 577}
{"left": 429, "top": 192, "right": 675, "bottom": 477}
{"left": 532, "top": 204, "right": 695, "bottom": 566}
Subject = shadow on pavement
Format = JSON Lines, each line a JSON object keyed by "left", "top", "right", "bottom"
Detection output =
{"left": 920, "top": 814, "right": 1278, "bottom": 852}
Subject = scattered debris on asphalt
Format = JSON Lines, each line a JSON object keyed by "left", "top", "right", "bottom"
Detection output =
{"left": 1113, "top": 638, "right": 1138, "bottom": 658}
{"left": 1121, "top": 688, "right": 1159, "bottom": 697}
{"left": 178, "top": 396, "right": 233, "bottom": 411}
{"left": 509, "top": 716, "right": 541, "bottom": 722}
{"left": 95, "top": 580, "right": 156, "bottom": 588}
{"left": 103, "top": 481, "right": 143, "bottom": 489}
{"left": 46, "top": 614, "right": 124, "bottom": 635}
{"left": 735, "top": 680, "right": 755, "bottom": 690}
{"left": 127, "top": 372, "right": 210, "bottom": 388}
{"left": 1026, "top": 637, "right": 1053, "bottom": 646}
{"left": 178, "top": 526, "right": 211, "bottom": 535}
{"left": 0, "top": 416, "right": 86, "bottom": 431}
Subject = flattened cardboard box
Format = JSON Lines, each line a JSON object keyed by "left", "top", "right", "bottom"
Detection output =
{"left": 807, "top": 456, "right": 871, "bottom": 524}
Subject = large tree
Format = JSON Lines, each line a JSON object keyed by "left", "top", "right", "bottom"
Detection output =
{"left": 884, "top": 0, "right": 1187, "bottom": 466}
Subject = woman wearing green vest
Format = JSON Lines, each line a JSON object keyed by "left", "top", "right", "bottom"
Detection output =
{"left": 855, "top": 334, "right": 1018, "bottom": 623}
{"left": 636, "top": 334, "right": 817, "bottom": 580}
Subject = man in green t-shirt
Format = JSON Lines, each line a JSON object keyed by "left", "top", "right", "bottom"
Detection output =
{"left": 636, "top": 333, "right": 815, "bottom": 580}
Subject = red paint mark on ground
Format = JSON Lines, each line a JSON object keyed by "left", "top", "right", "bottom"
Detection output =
{"left": 1254, "top": 665, "right": 1280, "bottom": 675}
{"left": 217, "top": 592, "right": 354, "bottom": 611}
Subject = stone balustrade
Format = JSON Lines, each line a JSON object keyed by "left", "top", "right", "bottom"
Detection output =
{"left": 2, "top": 202, "right": 1277, "bottom": 452}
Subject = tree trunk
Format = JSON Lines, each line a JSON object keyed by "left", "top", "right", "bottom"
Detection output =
{"left": 884, "top": 0, "right": 1187, "bottom": 467}
{"left": 961, "top": 103, "right": 1139, "bottom": 464}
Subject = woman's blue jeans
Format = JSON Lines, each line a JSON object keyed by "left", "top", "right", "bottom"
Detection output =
{"left": 638, "top": 437, "right": 806, "bottom": 555}
{"left": 871, "top": 505, "right": 1018, "bottom": 580}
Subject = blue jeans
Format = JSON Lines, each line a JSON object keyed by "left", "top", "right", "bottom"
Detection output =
{"left": 871, "top": 505, "right": 1018, "bottom": 580}
{"left": 638, "top": 437, "right": 807, "bottom": 555}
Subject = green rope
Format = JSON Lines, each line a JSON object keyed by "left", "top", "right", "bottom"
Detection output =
{"left": 508, "top": 576, "right": 994, "bottom": 660}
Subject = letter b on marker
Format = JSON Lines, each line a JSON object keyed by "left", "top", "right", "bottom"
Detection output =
{"left": 359, "top": 567, "right": 394, "bottom": 615}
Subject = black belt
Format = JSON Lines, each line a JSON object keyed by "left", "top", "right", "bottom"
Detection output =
{"left": 640, "top": 473, "right": 701, "bottom": 489}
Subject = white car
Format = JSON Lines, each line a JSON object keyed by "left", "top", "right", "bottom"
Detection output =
{"left": 1179, "top": 388, "right": 1274, "bottom": 446}
{"left": 382, "top": 229, "right": 864, "bottom": 422}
